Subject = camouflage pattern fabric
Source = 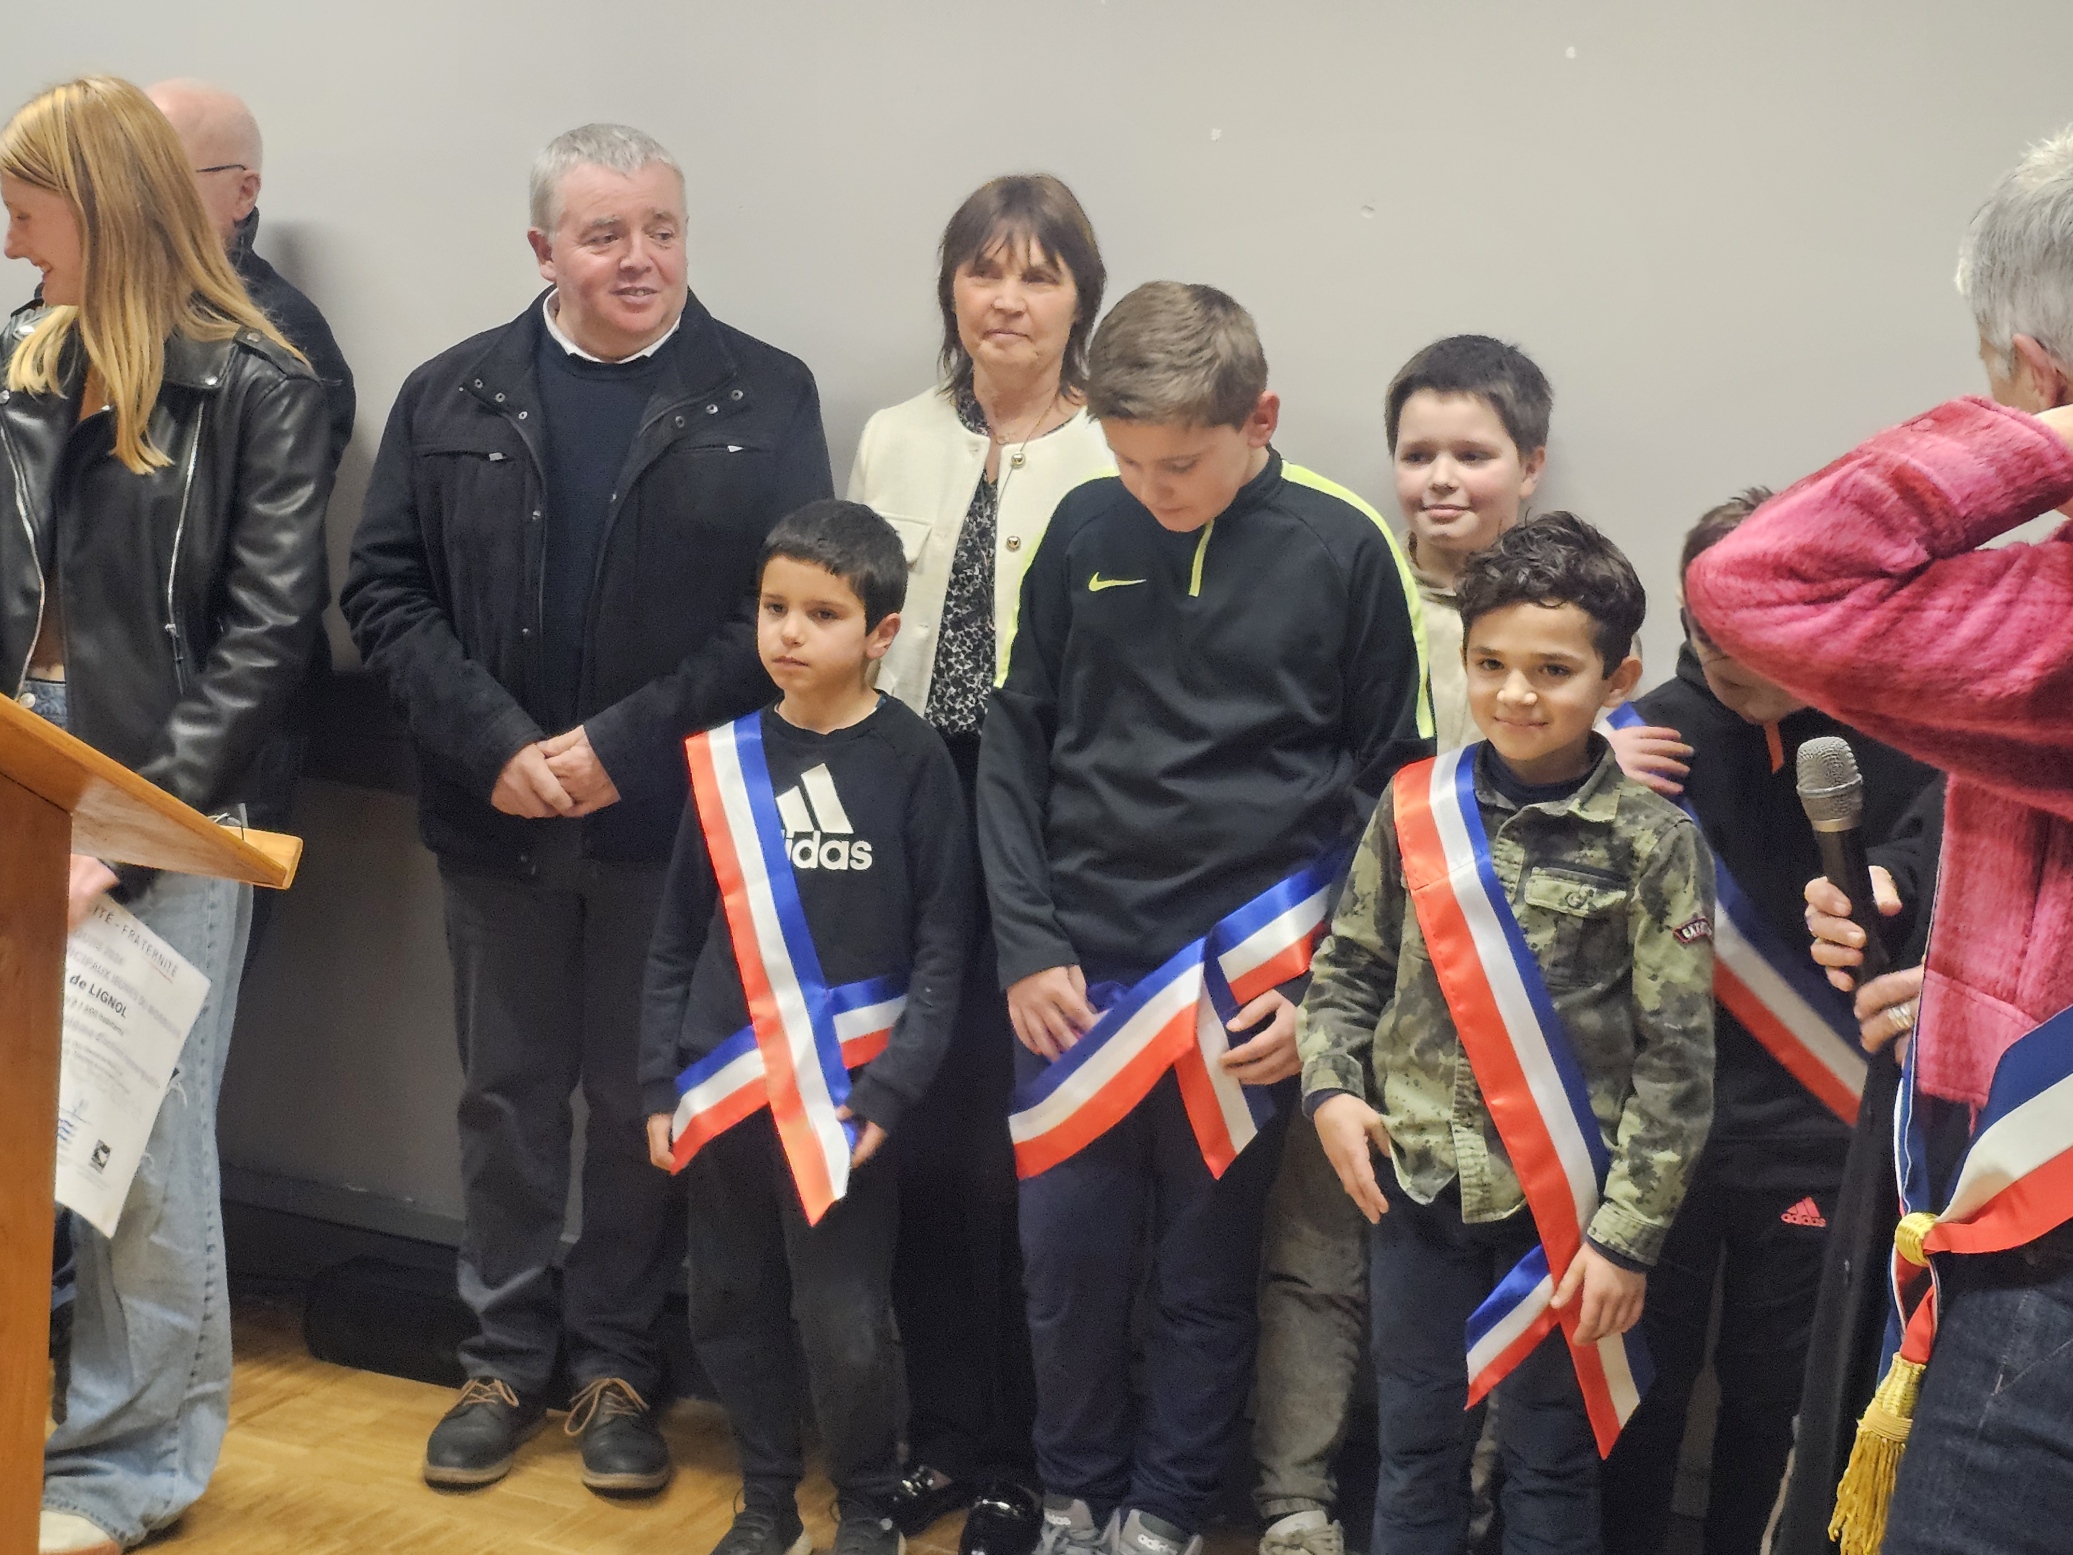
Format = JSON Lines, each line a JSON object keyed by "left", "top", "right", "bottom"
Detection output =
{"left": 1299, "top": 738, "right": 1717, "bottom": 1267}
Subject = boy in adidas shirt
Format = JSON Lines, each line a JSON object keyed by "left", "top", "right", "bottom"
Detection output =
{"left": 640, "top": 500, "right": 971, "bottom": 1555}
{"left": 979, "top": 281, "right": 1430, "bottom": 1555}
{"left": 1301, "top": 514, "right": 1715, "bottom": 1555}
{"left": 1594, "top": 492, "right": 1938, "bottom": 1555}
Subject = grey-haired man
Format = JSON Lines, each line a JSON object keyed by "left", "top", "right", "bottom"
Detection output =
{"left": 342, "top": 123, "right": 832, "bottom": 1493}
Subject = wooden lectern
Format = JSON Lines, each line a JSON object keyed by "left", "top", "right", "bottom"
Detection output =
{"left": 0, "top": 692, "right": 300, "bottom": 1550}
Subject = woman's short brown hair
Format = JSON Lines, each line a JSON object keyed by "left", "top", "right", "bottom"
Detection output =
{"left": 937, "top": 174, "right": 1105, "bottom": 399}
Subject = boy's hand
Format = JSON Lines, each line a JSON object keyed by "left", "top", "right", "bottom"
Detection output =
{"left": 1804, "top": 868, "right": 1902, "bottom": 990}
{"left": 1219, "top": 989, "right": 1300, "bottom": 1085}
{"left": 1605, "top": 721, "right": 1691, "bottom": 797}
{"left": 835, "top": 1106, "right": 888, "bottom": 1169}
{"left": 645, "top": 1114, "right": 676, "bottom": 1173}
{"left": 1313, "top": 1092, "right": 1392, "bottom": 1224}
{"left": 1551, "top": 1243, "right": 1646, "bottom": 1348}
{"left": 1007, "top": 965, "right": 1098, "bottom": 1059}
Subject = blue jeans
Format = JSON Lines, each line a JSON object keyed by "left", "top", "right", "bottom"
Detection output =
{"left": 1368, "top": 1180, "right": 1600, "bottom": 1555}
{"left": 41, "top": 846, "right": 253, "bottom": 1543}
{"left": 1882, "top": 1237, "right": 2073, "bottom": 1554}
{"left": 1017, "top": 1064, "right": 1291, "bottom": 1533}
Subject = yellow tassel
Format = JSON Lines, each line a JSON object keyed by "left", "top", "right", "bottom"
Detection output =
{"left": 1829, "top": 1353, "right": 1926, "bottom": 1555}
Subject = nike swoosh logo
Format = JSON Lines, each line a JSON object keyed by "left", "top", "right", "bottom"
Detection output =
{"left": 1088, "top": 573, "right": 1147, "bottom": 592}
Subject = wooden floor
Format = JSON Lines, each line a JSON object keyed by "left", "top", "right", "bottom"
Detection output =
{"left": 148, "top": 1293, "right": 1253, "bottom": 1555}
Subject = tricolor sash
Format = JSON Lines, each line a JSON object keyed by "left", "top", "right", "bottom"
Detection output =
{"left": 1395, "top": 746, "right": 1651, "bottom": 1456}
{"left": 1606, "top": 704, "right": 1867, "bottom": 1121}
{"left": 678, "top": 713, "right": 900, "bottom": 1224}
{"left": 1889, "top": 1000, "right": 2073, "bottom": 1368}
{"left": 1007, "top": 849, "right": 1348, "bottom": 1180}
{"left": 670, "top": 974, "right": 907, "bottom": 1172}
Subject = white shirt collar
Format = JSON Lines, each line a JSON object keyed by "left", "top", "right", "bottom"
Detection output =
{"left": 542, "top": 292, "right": 681, "bottom": 363}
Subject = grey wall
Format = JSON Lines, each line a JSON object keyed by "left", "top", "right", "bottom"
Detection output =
{"left": 8, "top": 1, "right": 2070, "bottom": 1232}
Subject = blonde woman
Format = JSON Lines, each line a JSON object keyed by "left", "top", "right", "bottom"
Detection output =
{"left": 846, "top": 174, "right": 1109, "bottom": 1555}
{"left": 1, "top": 77, "right": 332, "bottom": 1555}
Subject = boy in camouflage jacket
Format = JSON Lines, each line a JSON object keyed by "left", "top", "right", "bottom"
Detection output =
{"left": 1300, "top": 514, "right": 1715, "bottom": 1555}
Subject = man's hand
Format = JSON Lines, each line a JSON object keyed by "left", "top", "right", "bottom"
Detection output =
{"left": 491, "top": 744, "right": 576, "bottom": 818}
{"left": 1551, "top": 1242, "right": 1647, "bottom": 1348}
{"left": 645, "top": 1114, "right": 676, "bottom": 1173}
{"left": 67, "top": 856, "right": 119, "bottom": 932}
{"left": 1314, "top": 1092, "right": 1392, "bottom": 1224}
{"left": 1606, "top": 721, "right": 1692, "bottom": 798}
{"left": 540, "top": 726, "right": 622, "bottom": 816}
{"left": 1007, "top": 965, "right": 1098, "bottom": 1059}
{"left": 836, "top": 1106, "right": 888, "bottom": 1168}
{"left": 1218, "top": 989, "right": 1300, "bottom": 1085}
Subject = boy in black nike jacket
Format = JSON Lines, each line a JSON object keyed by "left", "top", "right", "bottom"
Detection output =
{"left": 1596, "top": 490, "right": 1940, "bottom": 1555}
{"left": 977, "top": 282, "right": 1431, "bottom": 1555}
{"left": 640, "top": 500, "right": 971, "bottom": 1555}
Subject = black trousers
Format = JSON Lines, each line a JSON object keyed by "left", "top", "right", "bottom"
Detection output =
{"left": 439, "top": 831, "right": 682, "bottom": 1399}
{"left": 1599, "top": 1143, "right": 1845, "bottom": 1555}
{"left": 892, "top": 730, "right": 1038, "bottom": 1482}
{"left": 685, "top": 1110, "right": 903, "bottom": 1515}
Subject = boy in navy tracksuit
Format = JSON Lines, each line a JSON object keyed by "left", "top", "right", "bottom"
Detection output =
{"left": 641, "top": 500, "right": 972, "bottom": 1555}
{"left": 1597, "top": 490, "right": 1940, "bottom": 1555}
{"left": 978, "top": 282, "right": 1430, "bottom": 1555}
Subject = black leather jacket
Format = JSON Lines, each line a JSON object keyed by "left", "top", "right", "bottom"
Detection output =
{"left": 341, "top": 290, "right": 831, "bottom": 872}
{"left": 0, "top": 308, "right": 335, "bottom": 822}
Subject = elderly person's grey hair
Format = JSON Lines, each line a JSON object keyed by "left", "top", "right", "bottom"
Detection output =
{"left": 1957, "top": 124, "right": 2073, "bottom": 373}
{"left": 528, "top": 122, "right": 684, "bottom": 233}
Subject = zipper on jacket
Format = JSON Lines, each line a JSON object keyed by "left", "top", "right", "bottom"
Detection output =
{"left": 1188, "top": 517, "right": 1216, "bottom": 598}
{"left": 0, "top": 416, "right": 44, "bottom": 697}
{"left": 163, "top": 405, "right": 207, "bottom": 692}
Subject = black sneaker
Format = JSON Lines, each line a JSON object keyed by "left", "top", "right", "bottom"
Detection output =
{"left": 834, "top": 1513, "right": 905, "bottom": 1555}
{"left": 711, "top": 1503, "right": 813, "bottom": 1555}
{"left": 890, "top": 1464, "right": 976, "bottom": 1536}
{"left": 566, "top": 1377, "right": 673, "bottom": 1495}
{"left": 422, "top": 1377, "right": 545, "bottom": 1488}
{"left": 960, "top": 1483, "right": 1044, "bottom": 1555}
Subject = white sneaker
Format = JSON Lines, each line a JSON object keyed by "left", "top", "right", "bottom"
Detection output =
{"left": 1037, "top": 1496, "right": 1118, "bottom": 1555}
{"left": 1259, "top": 1509, "right": 1344, "bottom": 1555}
{"left": 40, "top": 1510, "right": 121, "bottom": 1555}
{"left": 1116, "top": 1510, "right": 1203, "bottom": 1555}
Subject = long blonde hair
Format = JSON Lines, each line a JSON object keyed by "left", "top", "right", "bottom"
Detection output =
{"left": 1, "top": 76, "right": 301, "bottom": 474}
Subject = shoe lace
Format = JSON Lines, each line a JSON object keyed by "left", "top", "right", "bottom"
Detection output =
{"left": 1041, "top": 1518, "right": 1109, "bottom": 1555}
{"left": 453, "top": 1377, "right": 521, "bottom": 1412}
{"left": 1264, "top": 1521, "right": 1342, "bottom": 1555}
{"left": 564, "top": 1376, "right": 648, "bottom": 1435}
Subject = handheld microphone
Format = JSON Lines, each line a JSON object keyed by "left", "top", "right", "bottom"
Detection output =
{"left": 1795, "top": 736, "right": 1892, "bottom": 984}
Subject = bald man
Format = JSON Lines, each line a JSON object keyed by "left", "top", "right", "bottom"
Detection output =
{"left": 149, "top": 79, "right": 356, "bottom": 465}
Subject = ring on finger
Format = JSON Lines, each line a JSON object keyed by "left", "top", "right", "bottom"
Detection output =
{"left": 1888, "top": 999, "right": 1917, "bottom": 1032}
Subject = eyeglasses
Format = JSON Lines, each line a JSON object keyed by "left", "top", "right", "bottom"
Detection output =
{"left": 193, "top": 163, "right": 249, "bottom": 175}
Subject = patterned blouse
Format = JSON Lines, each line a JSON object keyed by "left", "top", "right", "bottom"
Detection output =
{"left": 922, "top": 388, "right": 1005, "bottom": 736}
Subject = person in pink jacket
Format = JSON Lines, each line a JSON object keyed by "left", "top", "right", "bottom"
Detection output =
{"left": 1685, "top": 124, "right": 2073, "bottom": 1555}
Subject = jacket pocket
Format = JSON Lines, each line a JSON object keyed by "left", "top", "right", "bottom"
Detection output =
{"left": 877, "top": 511, "right": 936, "bottom": 566}
{"left": 1523, "top": 867, "right": 1629, "bottom": 989}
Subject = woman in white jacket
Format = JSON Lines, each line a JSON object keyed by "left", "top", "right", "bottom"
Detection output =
{"left": 847, "top": 174, "right": 1110, "bottom": 1555}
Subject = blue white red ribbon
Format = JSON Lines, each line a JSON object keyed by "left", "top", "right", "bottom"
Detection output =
{"left": 670, "top": 974, "right": 907, "bottom": 1174}
{"left": 1007, "top": 850, "right": 1347, "bottom": 1180}
{"left": 1396, "top": 745, "right": 1651, "bottom": 1456}
{"left": 1605, "top": 704, "right": 1866, "bottom": 1121}
{"left": 680, "top": 713, "right": 893, "bottom": 1224}
{"left": 1889, "top": 1000, "right": 2073, "bottom": 1369}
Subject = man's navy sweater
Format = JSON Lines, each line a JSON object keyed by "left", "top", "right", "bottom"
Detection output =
{"left": 534, "top": 331, "right": 668, "bottom": 730}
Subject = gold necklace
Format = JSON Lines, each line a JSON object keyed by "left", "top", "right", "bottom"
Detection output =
{"left": 989, "top": 391, "right": 1062, "bottom": 470}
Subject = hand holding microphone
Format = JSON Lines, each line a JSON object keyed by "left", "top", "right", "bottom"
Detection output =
{"left": 1797, "top": 736, "right": 1919, "bottom": 1051}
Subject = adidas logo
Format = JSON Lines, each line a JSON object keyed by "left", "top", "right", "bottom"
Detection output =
{"left": 774, "top": 764, "right": 874, "bottom": 873}
{"left": 1780, "top": 1196, "right": 1827, "bottom": 1229}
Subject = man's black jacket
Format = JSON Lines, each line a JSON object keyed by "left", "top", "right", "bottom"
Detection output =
{"left": 341, "top": 290, "right": 831, "bottom": 871}
{"left": 230, "top": 210, "right": 357, "bottom": 469}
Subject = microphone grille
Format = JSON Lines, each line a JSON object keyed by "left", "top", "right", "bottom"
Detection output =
{"left": 1796, "top": 735, "right": 1864, "bottom": 829}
